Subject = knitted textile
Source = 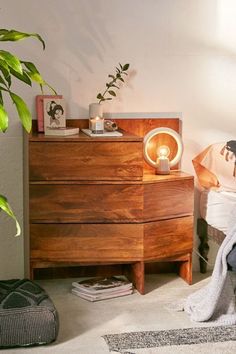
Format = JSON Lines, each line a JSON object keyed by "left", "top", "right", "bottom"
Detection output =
{"left": 0, "top": 279, "right": 59, "bottom": 348}
{"left": 184, "top": 222, "right": 236, "bottom": 324}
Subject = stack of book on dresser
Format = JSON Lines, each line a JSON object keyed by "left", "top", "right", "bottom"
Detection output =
{"left": 71, "top": 276, "right": 133, "bottom": 302}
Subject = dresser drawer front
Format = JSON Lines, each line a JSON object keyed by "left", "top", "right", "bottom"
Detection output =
{"left": 144, "top": 178, "right": 194, "bottom": 220}
{"left": 30, "top": 224, "right": 143, "bottom": 262}
{"left": 144, "top": 216, "right": 193, "bottom": 259}
{"left": 29, "top": 141, "right": 143, "bottom": 181}
{"left": 29, "top": 184, "right": 143, "bottom": 223}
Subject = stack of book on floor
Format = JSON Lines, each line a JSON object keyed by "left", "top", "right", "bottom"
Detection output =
{"left": 71, "top": 276, "right": 133, "bottom": 302}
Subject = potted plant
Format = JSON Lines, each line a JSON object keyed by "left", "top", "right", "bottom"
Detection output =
{"left": 0, "top": 28, "right": 55, "bottom": 235}
{"left": 89, "top": 63, "right": 130, "bottom": 133}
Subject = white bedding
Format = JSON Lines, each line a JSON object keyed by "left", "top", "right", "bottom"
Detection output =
{"left": 200, "top": 189, "right": 236, "bottom": 234}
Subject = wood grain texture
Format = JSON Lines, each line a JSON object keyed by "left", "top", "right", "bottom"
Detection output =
{"left": 113, "top": 118, "right": 180, "bottom": 137}
{"left": 178, "top": 253, "right": 192, "bottom": 285}
{"left": 131, "top": 262, "right": 145, "bottom": 294}
{"left": 143, "top": 176, "right": 194, "bottom": 221}
{"left": 29, "top": 141, "right": 143, "bottom": 181}
{"left": 113, "top": 118, "right": 181, "bottom": 171}
{"left": 31, "top": 118, "right": 180, "bottom": 136}
{"left": 30, "top": 223, "right": 143, "bottom": 263}
{"left": 28, "top": 118, "right": 193, "bottom": 293}
{"left": 29, "top": 183, "right": 143, "bottom": 223}
{"left": 29, "top": 173, "right": 193, "bottom": 223}
{"left": 143, "top": 216, "right": 193, "bottom": 260}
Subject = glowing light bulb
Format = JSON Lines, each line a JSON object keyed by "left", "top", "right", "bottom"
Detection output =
{"left": 157, "top": 145, "right": 170, "bottom": 158}
{"left": 156, "top": 145, "right": 170, "bottom": 175}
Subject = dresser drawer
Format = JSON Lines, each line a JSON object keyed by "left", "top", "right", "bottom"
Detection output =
{"left": 30, "top": 223, "right": 143, "bottom": 263}
{"left": 143, "top": 178, "right": 194, "bottom": 221}
{"left": 29, "top": 183, "right": 143, "bottom": 223}
{"left": 144, "top": 216, "right": 193, "bottom": 260}
{"left": 29, "top": 141, "right": 143, "bottom": 181}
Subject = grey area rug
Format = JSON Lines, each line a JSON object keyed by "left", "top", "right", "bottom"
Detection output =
{"left": 103, "top": 325, "right": 236, "bottom": 353}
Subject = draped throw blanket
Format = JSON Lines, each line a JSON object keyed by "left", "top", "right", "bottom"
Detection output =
{"left": 184, "top": 217, "right": 236, "bottom": 324}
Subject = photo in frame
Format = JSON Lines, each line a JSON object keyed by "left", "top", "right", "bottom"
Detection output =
{"left": 36, "top": 95, "right": 63, "bottom": 132}
{"left": 43, "top": 97, "right": 66, "bottom": 130}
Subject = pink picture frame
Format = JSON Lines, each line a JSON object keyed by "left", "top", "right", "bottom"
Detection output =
{"left": 36, "top": 95, "right": 63, "bottom": 132}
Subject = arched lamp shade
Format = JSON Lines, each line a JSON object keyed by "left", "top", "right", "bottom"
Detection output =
{"left": 143, "top": 127, "right": 183, "bottom": 174}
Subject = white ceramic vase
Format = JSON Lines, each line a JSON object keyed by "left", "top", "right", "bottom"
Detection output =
{"left": 89, "top": 102, "right": 103, "bottom": 118}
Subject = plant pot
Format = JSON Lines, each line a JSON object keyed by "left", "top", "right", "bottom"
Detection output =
{"left": 89, "top": 102, "right": 103, "bottom": 118}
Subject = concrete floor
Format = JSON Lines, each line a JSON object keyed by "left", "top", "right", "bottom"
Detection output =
{"left": 2, "top": 272, "right": 236, "bottom": 354}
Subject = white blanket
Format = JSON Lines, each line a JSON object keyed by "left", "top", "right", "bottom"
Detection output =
{"left": 184, "top": 210, "right": 236, "bottom": 324}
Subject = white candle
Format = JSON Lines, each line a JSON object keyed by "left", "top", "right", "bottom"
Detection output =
{"left": 89, "top": 116, "right": 104, "bottom": 134}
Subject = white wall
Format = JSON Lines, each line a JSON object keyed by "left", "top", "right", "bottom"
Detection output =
{"left": 1, "top": 0, "right": 235, "bottom": 278}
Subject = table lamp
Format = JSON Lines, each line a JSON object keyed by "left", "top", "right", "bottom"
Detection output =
{"left": 143, "top": 127, "right": 183, "bottom": 175}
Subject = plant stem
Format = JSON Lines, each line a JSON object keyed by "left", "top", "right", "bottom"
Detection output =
{"left": 99, "top": 77, "right": 117, "bottom": 104}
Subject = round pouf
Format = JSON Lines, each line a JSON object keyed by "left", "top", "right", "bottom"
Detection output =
{"left": 0, "top": 279, "right": 59, "bottom": 348}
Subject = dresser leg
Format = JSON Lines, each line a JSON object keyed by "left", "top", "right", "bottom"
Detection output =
{"left": 131, "top": 261, "right": 145, "bottom": 294}
{"left": 30, "top": 264, "right": 34, "bottom": 280}
{"left": 178, "top": 253, "right": 192, "bottom": 285}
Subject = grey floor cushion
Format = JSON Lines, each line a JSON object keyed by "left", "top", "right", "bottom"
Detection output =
{"left": 0, "top": 279, "right": 59, "bottom": 348}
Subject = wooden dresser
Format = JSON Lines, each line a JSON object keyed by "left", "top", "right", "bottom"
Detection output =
{"left": 27, "top": 119, "right": 194, "bottom": 294}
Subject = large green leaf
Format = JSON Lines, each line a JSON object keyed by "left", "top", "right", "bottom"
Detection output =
{"left": 26, "top": 71, "right": 44, "bottom": 85}
{"left": 0, "top": 75, "right": 6, "bottom": 87}
{"left": 0, "top": 58, "right": 11, "bottom": 86}
{"left": 0, "top": 29, "right": 45, "bottom": 49}
{"left": 10, "top": 92, "right": 32, "bottom": 132}
{"left": 22, "top": 61, "right": 45, "bottom": 85}
{"left": 22, "top": 61, "right": 40, "bottom": 74}
{"left": 10, "top": 67, "right": 32, "bottom": 86}
{"left": 22, "top": 62, "right": 57, "bottom": 93}
{"left": 0, "top": 29, "right": 8, "bottom": 35}
{"left": 0, "top": 194, "right": 21, "bottom": 236}
{"left": 0, "top": 50, "right": 22, "bottom": 74}
{"left": 0, "top": 103, "right": 8, "bottom": 132}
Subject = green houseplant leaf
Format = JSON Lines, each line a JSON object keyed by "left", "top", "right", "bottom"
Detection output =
{"left": 0, "top": 28, "right": 55, "bottom": 235}
{"left": 10, "top": 67, "right": 32, "bottom": 86}
{"left": 0, "top": 103, "right": 8, "bottom": 132}
{"left": 10, "top": 92, "right": 32, "bottom": 132}
{"left": 0, "top": 195, "right": 21, "bottom": 236}
{"left": 0, "top": 29, "right": 45, "bottom": 50}
{"left": 0, "top": 50, "right": 22, "bottom": 74}
{"left": 0, "top": 59, "right": 11, "bottom": 86}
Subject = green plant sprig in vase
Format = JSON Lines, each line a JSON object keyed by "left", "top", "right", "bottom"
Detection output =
{"left": 89, "top": 63, "right": 130, "bottom": 134}
{"left": 96, "top": 63, "right": 130, "bottom": 103}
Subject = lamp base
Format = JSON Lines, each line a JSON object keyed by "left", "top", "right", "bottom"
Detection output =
{"left": 156, "top": 158, "right": 170, "bottom": 175}
{"left": 156, "top": 169, "right": 170, "bottom": 175}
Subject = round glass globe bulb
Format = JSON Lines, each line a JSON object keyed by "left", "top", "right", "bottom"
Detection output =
{"left": 157, "top": 145, "right": 170, "bottom": 158}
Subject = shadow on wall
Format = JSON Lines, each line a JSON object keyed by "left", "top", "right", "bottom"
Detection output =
{"left": 44, "top": 1, "right": 113, "bottom": 73}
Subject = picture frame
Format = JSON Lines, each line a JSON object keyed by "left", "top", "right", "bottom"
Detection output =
{"left": 36, "top": 95, "right": 63, "bottom": 132}
{"left": 43, "top": 97, "right": 66, "bottom": 131}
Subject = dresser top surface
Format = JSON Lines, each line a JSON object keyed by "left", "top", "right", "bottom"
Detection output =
{"left": 29, "top": 129, "right": 143, "bottom": 142}
{"left": 143, "top": 171, "right": 194, "bottom": 183}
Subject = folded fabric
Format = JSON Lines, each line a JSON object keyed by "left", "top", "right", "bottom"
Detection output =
{"left": 227, "top": 244, "right": 236, "bottom": 271}
{"left": 184, "top": 208, "right": 236, "bottom": 324}
{"left": 192, "top": 141, "right": 236, "bottom": 192}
